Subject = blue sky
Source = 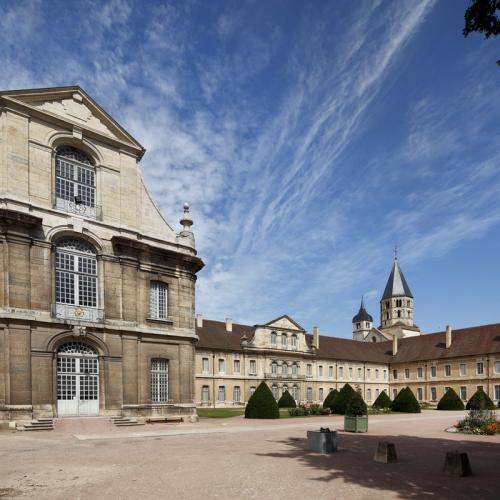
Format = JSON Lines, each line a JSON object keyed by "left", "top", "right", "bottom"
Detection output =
{"left": 1, "top": 0, "right": 499, "bottom": 337}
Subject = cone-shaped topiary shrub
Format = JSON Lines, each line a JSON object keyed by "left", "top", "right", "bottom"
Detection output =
{"left": 245, "top": 381, "right": 280, "bottom": 419}
{"left": 322, "top": 389, "right": 339, "bottom": 410}
{"left": 466, "top": 387, "right": 495, "bottom": 410}
{"left": 372, "top": 390, "right": 392, "bottom": 409}
{"left": 277, "top": 390, "right": 297, "bottom": 408}
{"left": 390, "top": 387, "right": 421, "bottom": 413}
{"left": 437, "top": 388, "right": 465, "bottom": 410}
{"left": 330, "top": 383, "right": 356, "bottom": 415}
{"left": 346, "top": 391, "right": 367, "bottom": 416}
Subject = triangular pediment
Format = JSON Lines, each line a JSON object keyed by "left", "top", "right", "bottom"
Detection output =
{"left": 0, "top": 86, "right": 144, "bottom": 153}
{"left": 264, "top": 315, "right": 305, "bottom": 331}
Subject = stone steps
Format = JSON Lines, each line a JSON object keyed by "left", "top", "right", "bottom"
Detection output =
{"left": 18, "top": 418, "right": 55, "bottom": 431}
{"left": 110, "top": 417, "right": 145, "bottom": 427}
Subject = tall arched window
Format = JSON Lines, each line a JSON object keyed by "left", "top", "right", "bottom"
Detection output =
{"left": 292, "top": 362, "right": 298, "bottom": 376}
{"left": 281, "top": 334, "right": 287, "bottom": 348}
{"left": 291, "top": 334, "right": 297, "bottom": 350}
{"left": 55, "top": 147, "right": 96, "bottom": 218}
{"left": 271, "top": 361, "right": 278, "bottom": 375}
{"left": 282, "top": 362, "right": 288, "bottom": 376}
{"left": 271, "top": 331, "right": 277, "bottom": 346}
{"left": 55, "top": 239, "right": 100, "bottom": 322}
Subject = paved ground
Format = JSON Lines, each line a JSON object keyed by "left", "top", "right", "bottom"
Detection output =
{"left": 0, "top": 410, "right": 499, "bottom": 499}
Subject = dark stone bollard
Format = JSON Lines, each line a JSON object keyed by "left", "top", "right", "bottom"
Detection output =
{"left": 443, "top": 451, "right": 472, "bottom": 477}
{"left": 374, "top": 441, "right": 398, "bottom": 463}
{"left": 307, "top": 430, "right": 338, "bottom": 454}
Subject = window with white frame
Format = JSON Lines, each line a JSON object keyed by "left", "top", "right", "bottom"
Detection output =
{"left": 272, "top": 384, "right": 279, "bottom": 400}
{"left": 202, "top": 357, "right": 209, "bottom": 374}
{"left": 218, "top": 359, "right": 225, "bottom": 374}
{"left": 319, "top": 388, "right": 324, "bottom": 401}
{"left": 383, "top": 369, "right": 387, "bottom": 380}
{"left": 430, "top": 387, "right": 437, "bottom": 401}
{"left": 404, "top": 368, "right": 410, "bottom": 379}
{"left": 358, "top": 367, "right": 362, "bottom": 379}
{"left": 281, "top": 334, "right": 287, "bottom": 348}
{"left": 329, "top": 366, "right": 333, "bottom": 377}
{"left": 460, "top": 363, "right": 467, "bottom": 376}
{"left": 271, "top": 332, "right": 277, "bottom": 346}
{"left": 375, "top": 369, "right": 379, "bottom": 380}
{"left": 417, "top": 367, "right": 423, "bottom": 378}
{"left": 306, "top": 387, "right": 313, "bottom": 402}
{"left": 430, "top": 366, "right": 437, "bottom": 378}
{"left": 282, "top": 363, "right": 288, "bottom": 376}
{"left": 218, "top": 386, "right": 225, "bottom": 402}
{"left": 318, "top": 365, "right": 323, "bottom": 377}
{"left": 201, "top": 385, "right": 209, "bottom": 404}
{"left": 339, "top": 366, "right": 344, "bottom": 378}
{"left": 249, "top": 386, "right": 256, "bottom": 396}
{"left": 444, "top": 365, "right": 451, "bottom": 377}
{"left": 460, "top": 386, "right": 467, "bottom": 400}
{"left": 150, "top": 281, "right": 167, "bottom": 319}
{"left": 291, "top": 334, "right": 297, "bottom": 350}
{"left": 366, "top": 368, "right": 371, "bottom": 379}
{"left": 417, "top": 387, "right": 423, "bottom": 401}
{"left": 151, "top": 358, "right": 168, "bottom": 403}
{"left": 234, "top": 359, "right": 240, "bottom": 374}
{"left": 495, "top": 385, "right": 500, "bottom": 401}
{"left": 249, "top": 359, "right": 257, "bottom": 375}
{"left": 271, "top": 361, "right": 278, "bottom": 374}
{"left": 477, "top": 362, "right": 484, "bottom": 375}
{"left": 292, "top": 363, "right": 298, "bottom": 376}
{"left": 307, "top": 364, "right": 312, "bottom": 377}
{"left": 367, "top": 389, "right": 371, "bottom": 401}
{"left": 392, "top": 369, "right": 398, "bottom": 380}
{"left": 55, "top": 239, "right": 97, "bottom": 308}
{"left": 292, "top": 385, "right": 298, "bottom": 400}
{"left": 55, "top": 147, "right": 96, "bottom": 218}
{"left": 495, "top": 361, "right": 500, "bottom": 374}
{"left": 233, "top": 386, "right": 241, "bottom": 402}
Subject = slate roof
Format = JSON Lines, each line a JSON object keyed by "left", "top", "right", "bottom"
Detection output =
{"left": 352, "top": 299, "right": 373, "bottom": 323}
{"left": 196, "top": 320, "right": 500, "bottom": 364}
{"left": 382, "top": 259, "right": 413, "bottom": 299}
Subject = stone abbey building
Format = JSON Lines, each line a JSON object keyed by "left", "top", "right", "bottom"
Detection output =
{"left": 1, "top": 86, "right": 499, "bottom": 425}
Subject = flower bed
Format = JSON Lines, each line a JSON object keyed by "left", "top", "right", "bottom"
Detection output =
{"left": 454, "top": 410, "right": 500, "bottom": 435}
{"left": 288, "top": 404, "right": 330, "bottom": 417}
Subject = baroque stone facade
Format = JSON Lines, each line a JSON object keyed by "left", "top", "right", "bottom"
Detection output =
{"left": 0, "top": 86, "right": 203, "bottom": 424}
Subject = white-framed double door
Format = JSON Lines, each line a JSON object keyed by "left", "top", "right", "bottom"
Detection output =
{"left": 57, "top": 354, "right": 99, "bottom": 417}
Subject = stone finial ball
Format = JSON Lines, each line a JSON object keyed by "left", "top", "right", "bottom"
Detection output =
{"left": 183, "top": 202, "right": 190, "bottom": 210}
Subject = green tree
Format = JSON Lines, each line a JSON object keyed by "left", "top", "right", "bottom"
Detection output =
{"left": 346, "top": 391, "right": 367, "bottom": 416}
{"left": 463, "top": 0, "right": 500, "bottom": 65}
{"left": 372, "top": 390, "right": 392, "bottom": 409}
{"left": 466, "top": 387, "right": 495, "bottom": 410}
{"left": 390, "top": 387, "right": 421, "bottom": 413}
{"left": 437, "top": 388, "right": 465, "bottom": 410}
{"left": 322, "top": 389, "right": 339, "bottom": 410}
{"left": 245, "top": 382, "right": 280, "bottom": 419}
{"left": 277, "top": 390, "right": 296, "bottom": 408}
{"left": 330, "top": 383, "right": 356, "bottom": 415}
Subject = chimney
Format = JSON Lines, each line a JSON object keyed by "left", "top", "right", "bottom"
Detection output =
{"left": 446, "top": 325, "right": 452, "bottom": 348}
{"left": 226, "top": 318, "right": 233, "bottom": 332}
{"left": 313, "top": 326, "right": 319, "bottom": 349}
{"left": 196, "top": 314, "right": 203, "bottom": 328}
{"left": 392, "top": 334, "right": 398, "bottom": 356}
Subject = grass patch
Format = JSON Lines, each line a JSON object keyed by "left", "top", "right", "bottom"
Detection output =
{"left": 197, "top": 408, "right": 245, "bottom": 418}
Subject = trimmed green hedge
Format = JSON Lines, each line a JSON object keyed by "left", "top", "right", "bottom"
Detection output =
{"left": 346, "top": 391, "right": 367, "bottom": 416}
{"left": 390, "top": 387, "right": 421, "bottom": 413}
{"left": 330, "top": 383, "right": 356, "bottom": 415}
{"left": 466, "top": 388, "right": 495, "bottom": 410}
{"left": 322, "top": 389, "right": 339, "bottom": 410}
{"left": 372, "top": 390, "right": 391, "bottom": 409}
{"left": 277, "top": 390, "right": 297, "bottom": 408}
{"left": 437, "top": 388, "right": 464, "bottom": 410}
{"left": 245, "top": 382, "right": 280, "bottom": 419}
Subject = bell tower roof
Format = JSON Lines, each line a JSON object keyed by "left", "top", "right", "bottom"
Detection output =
{"left": 382, "top": 259, "right": 413, "bottom": 300}
{"left": 352, "top": 298, "right": 373, "bottom": 323}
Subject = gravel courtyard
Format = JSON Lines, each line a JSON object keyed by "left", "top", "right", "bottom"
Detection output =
{"left": 0, "top": 411, "right": 499, "bottom": 500}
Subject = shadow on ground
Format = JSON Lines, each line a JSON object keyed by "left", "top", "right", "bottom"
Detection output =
{"left": 258, "top": 432, "right": 500, "bottom": 499}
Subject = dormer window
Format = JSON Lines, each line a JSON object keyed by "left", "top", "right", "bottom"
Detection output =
{"left": 281, "top": 334, "right": 287, "bottom": 348}
{"left": 55, "top": 147, "right": 96, "bottom": 218}
{"left": 356, "top": 322, "right": 361, "bottom": 329}
{"left": 291, "top": 334, "right": 297, "bottom": 350}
